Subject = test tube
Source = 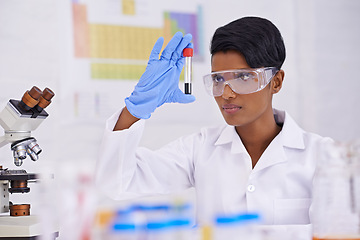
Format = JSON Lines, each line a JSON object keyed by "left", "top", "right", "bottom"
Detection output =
{"left": 183, "top": 48, "right": 193, "bottom": 94}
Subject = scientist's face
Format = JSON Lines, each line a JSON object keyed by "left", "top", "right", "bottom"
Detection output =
{"left": 212, "top": 50, "right": 275, "bottom": 127}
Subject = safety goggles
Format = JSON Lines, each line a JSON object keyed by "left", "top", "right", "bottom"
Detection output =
{"left": 203, "top": 67, "right": 278, "bottom": 96}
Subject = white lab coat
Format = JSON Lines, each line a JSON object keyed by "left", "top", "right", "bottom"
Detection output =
{"left": 96, "top": 108, "right": 330, "bottom": 230}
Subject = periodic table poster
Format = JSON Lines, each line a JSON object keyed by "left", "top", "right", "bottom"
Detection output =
{"left": 73, "top": 0, "right": 204, "bottom": 80}
{"left": 64, "top": 0, "right": 206, "bottom": 123}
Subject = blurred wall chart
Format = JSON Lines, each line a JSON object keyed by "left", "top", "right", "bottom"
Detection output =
{"left": 72, "top": 0, "right": 204, "bottom": 81}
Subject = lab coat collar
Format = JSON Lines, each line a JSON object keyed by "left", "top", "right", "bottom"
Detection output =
{"left": 274, "top": 109, "right": 305, "bottom": 150}
{"left": 214, "top": 109, "right": 306, "bottom": 152}
{"left": 214, "top": 125, "right": 247, "bottom": 154}
{"left": 253, "top": 109, "right": 306, "bottom": 173}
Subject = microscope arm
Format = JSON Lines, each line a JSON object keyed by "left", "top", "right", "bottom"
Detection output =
{"left": 0, "top": 131, "right": 32, "bottom": 148}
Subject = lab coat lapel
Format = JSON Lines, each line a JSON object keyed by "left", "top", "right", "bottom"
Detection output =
{"left": 215, "top": 125, "right": 248, "bottom": 154}
{"left": 252, "top": 110, "right": 306, "bottom": 174}
{"left": 252, "top": 132, "right": 287, "bottom": 174}
{"left": 279, "top": 111, "right": 305, "bottom": 150}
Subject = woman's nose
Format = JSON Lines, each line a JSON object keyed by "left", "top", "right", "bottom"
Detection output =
{"left": 221, "top": 83, "right": 236, "bottom": 99}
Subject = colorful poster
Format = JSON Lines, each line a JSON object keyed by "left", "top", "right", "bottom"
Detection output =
{"left": 72, "top": 0, "right": 204, "bottom": 80}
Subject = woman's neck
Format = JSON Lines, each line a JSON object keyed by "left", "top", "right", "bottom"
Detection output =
{"left": 235, "top": 109, "right": 282, "bottom": 168}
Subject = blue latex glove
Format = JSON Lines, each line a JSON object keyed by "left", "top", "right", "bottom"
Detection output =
{"left": 125, "top": 32, "right": 196, "bottom": 119}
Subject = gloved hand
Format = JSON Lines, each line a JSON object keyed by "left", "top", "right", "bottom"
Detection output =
{"left": 125, "top": 32, "right": 196, "bottom": 119}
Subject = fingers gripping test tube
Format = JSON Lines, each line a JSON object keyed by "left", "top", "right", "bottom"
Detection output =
{"left": 183, "top": 48, "right": 193, "bottom": 94}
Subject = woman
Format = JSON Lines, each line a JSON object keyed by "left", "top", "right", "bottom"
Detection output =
{"left": 96, "top": 17, "right": 329, "bottom": 228}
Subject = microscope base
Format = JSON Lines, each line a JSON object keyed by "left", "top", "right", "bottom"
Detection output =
{"left": 0, "top": 215, "right": 58, "bottom": 239}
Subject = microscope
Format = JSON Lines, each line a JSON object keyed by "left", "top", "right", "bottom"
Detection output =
{"left": 0, "top": 86, "right": 56, "bottom": 239}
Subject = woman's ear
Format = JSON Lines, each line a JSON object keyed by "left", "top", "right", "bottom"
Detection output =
{"left": 272, "top": 70, "right": 285, "bottom": 94}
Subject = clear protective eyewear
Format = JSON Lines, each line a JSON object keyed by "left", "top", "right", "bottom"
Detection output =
{"left": 203, "top": 67, "right": 278, "bottom": 96}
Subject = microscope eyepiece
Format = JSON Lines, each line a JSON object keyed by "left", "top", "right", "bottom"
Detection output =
{"left": 20, "top": 86, "right": 42, "bottom": 111}
{"left": 36, "top": 87, "right": 55, "bottom": 112}
{"left": 42, "top": 88, "right": 55, "bottom": 101}
{"left": 18, "top": 86, "right": 55, "bottom": 112}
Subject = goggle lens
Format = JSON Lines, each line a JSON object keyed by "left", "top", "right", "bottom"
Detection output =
{"left": 203, "top": 67, "right": 277, "bottom": 96}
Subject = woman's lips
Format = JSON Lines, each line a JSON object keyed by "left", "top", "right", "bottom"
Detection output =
{"left": 222, "top": 104, "right": 242, "bottom": 114}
